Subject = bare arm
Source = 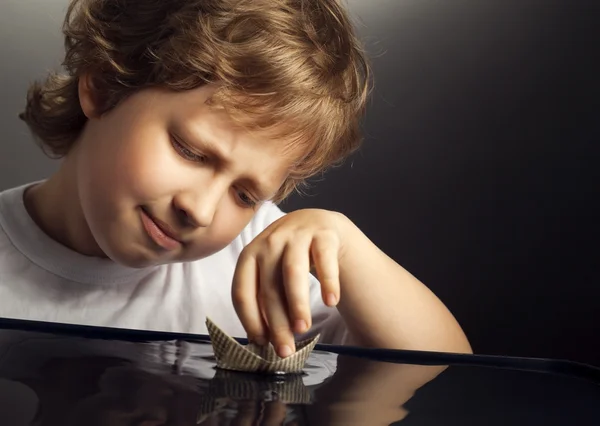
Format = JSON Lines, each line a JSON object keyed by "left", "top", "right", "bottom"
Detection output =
{"left": 336, "top": 213, "right": 472, "bottom": 354}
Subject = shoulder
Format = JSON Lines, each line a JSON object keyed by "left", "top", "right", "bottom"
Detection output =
{"left": 0, "top": 183, "right": 32, "bottom": 249}
{"left": 0, "top": 182, "right": 39, "bottom": 226}
{"left": 0, "top": 181, "right": 49, "bottom": 268}
{"left": 0, "top": 219, "right": 14, "bottom": 258}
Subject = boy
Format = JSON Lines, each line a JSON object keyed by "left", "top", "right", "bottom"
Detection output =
{"left": 0, "top": 0, "right": 471, "bottom": 357}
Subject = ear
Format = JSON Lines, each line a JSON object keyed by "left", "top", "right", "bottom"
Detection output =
{"left": 78, "top": 72, "right": 102, "bottom": 119}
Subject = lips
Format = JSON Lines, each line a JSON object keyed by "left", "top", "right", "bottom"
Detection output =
{"left": 140, "top": 208, "right": 182, "bottom": 251}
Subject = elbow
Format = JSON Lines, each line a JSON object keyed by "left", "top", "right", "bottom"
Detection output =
{"left": 443, "top": 327, "right": 473, "bottom": 355}
{"left": 456, "top": 336, "right": 474, "bottom": 354}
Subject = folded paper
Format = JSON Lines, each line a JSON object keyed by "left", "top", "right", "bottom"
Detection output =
{"left": 205, "top": 317, "right": 320, "bottom": 374}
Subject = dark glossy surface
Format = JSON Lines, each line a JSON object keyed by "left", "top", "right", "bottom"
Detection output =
{"left": 0, "top": 320, "right": 597, "bottom": 425}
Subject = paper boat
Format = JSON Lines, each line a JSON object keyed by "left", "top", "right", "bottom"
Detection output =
{"left": 205, "top": 317, "right": 320, "bottom": 374}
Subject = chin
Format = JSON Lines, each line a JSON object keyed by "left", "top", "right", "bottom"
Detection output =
{"left": 102, "top": 241, "right": 171, "bottom": 269}
{"left": 114, "top": 255, "right": 157, "bottom": 269}
{"left": 108, "top": 252, "right": 157, "bottom": 269}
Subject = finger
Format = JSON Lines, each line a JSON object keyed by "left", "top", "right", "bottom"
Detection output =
{"left": 310, "top": 231, "right": 341, "bottom": 307}
{"left": 257, "top": 246, "right": 296, "bottom": 357}
{"left": 230, "top": 400, "right": 257, "bottom": 426}
{"left": 282, "top": 237, "right": 313, "bottom": 334}
{"left": 262, "top": 401, "right": 288, "bottom": 426}
{"left": 232, "top": 250, "right": 267, "bottom": 345}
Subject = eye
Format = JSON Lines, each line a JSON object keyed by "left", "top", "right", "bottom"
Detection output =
{"left": 236, "top": 190, "right": 257, "bottom": 208}
{"left": 171, "top": 135, "right": 207, "bottom": 163}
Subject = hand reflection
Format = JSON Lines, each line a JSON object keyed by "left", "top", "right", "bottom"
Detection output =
{"left": 199, "top": 400, "right": 293, "bottom": 426}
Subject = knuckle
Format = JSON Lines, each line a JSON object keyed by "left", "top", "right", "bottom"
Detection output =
{"left": 282, "top": 261, "right": 305, "bottom": 278}
{"left": 239, "top": 243, "right": 254, "bottom": 257}
{"left": 320, "top": 276, "right": 340, "bottom": 291}
{"left": 259, "top": 286, "right": 281, "bottom": 304}
{"left": 311, "top": 247, "right": 331, "bottom": 263}
{"left": 313, "top": 253, "right": 339, "bottom": 274}
{"left": 289, "top": 299, "right": 309, "bottom": 316}
{"left": 237, "top": 247, "right": 256, "bottom": 266}
{"left": 314, "top": 266, "right": 339, "bottom": 287}
{"left": 316, "top": 229, "right": 339, "bottom": 244}
{"left": 264, "top": 233, "right": 284, "bottom": 250}
{"left": 247, "top": 325, "right": 264, "bottom": 336}
{"left": 244, "top": 323, "right": 262, "bottom": 336}
{"left": 270, "top": 323, "right": 292, "bottom": 338}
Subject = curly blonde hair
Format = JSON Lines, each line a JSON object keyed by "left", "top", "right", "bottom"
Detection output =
{"left": 20, "top": 0, "right": 371, "bottom": 201}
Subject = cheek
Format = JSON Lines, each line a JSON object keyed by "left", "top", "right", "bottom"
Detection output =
{"left": 79, "top": 122, "right": 183, "bottom": 206}
{"left": 213, "top": 199, "right": 257, "bottom": 239}
{"left": 186, "top": 203, "right": 257, "bottom": 259}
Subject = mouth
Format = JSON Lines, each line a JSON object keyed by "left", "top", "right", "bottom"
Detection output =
{"left": 139, "top": 207, "right": 182, "bottom": 251}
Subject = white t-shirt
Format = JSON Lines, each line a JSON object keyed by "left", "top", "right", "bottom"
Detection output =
{"left": 0, "top": 182, "right": 348, "bottom": 344}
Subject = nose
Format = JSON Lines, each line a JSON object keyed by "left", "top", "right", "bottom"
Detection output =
{"left": 172, "top": 182, "right": 226, "bottom": 228}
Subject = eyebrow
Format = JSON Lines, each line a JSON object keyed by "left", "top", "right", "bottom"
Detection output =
{"left": 178, "top": 125, "right": 276, "bottom": 201}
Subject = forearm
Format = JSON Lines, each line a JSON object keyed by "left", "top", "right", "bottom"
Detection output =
{"left": 336, "top": 216, "right": 472, "bottom": 354}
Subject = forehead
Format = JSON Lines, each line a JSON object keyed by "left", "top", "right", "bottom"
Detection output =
{"left": 161, "top": 85, "right": 307, "bottom": 197}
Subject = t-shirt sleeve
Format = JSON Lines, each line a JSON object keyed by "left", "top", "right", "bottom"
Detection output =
{"left": 239, "top": 202, "right": 350, "bottom": 345}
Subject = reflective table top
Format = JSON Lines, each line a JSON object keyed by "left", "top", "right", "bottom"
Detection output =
{"left": 0, "top": 318, "right": 597, "bottom": 425}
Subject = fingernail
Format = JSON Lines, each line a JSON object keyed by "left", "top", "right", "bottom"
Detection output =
{"left": 294, "top": 319, "right": 308, "bottom": 333}
{"left": 278, "top": 345, "right": 293, "bottom": 358}
{"left": 326, "top": 293, "right": 338, "bottom": 306}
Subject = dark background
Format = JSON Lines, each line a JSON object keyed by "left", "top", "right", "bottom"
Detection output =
{"left": 283, "top": 0, "right": 600, "bottom": 366}
{"left": 1, "top": 1, "right": 599, "bottom": 365}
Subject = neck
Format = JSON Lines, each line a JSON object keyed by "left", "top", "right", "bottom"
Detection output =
{"left": 24, "top": 149, "right": 106, "bottom": 258}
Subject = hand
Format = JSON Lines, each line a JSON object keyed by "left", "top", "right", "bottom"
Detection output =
{"left": 232, "top": 209, "right": 349, "bottom": 357}
{"left": 207, "top": 400, "right": 293, "bottom": 426}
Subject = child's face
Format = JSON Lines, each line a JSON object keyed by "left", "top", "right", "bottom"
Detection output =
{"left": 73, "top": 83, "right": 297, "bottom": 267}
